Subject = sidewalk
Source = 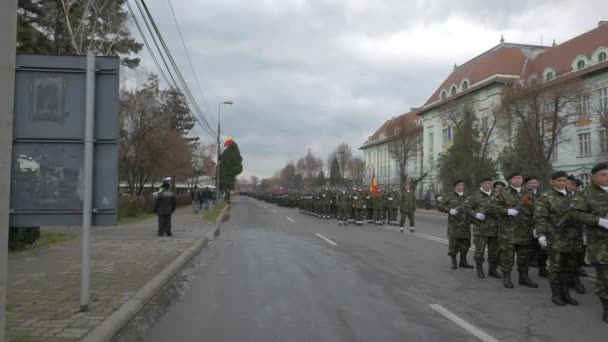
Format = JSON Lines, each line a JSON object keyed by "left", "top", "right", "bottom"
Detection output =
{"left": 6, "top": 206, "right": 216, "bottom": 342}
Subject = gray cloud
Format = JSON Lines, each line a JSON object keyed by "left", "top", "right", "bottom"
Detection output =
{"left": 134, "top": 0, "right": 608, "bottom": 178}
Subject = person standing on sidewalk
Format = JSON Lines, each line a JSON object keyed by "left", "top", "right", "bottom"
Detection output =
{"left": 399, "top": 183, "right": 416, "bottom": 233}
{"left": 154, "top": 181, "right": 176, "bottom": 237}
{"left": 424, "top": 191, "right": 432, "bottom": 210}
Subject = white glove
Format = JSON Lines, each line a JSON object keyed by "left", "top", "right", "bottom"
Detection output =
{"left": 538, "top": 236, "right": 548, "bottom": 248}
{"left": 449, "top": 209, "right": 458, "bottom": 216}
{"left": 507, "top": 209, "right": 519, "bottom": 217}
{"left": 475, "top": 213, "right": 486, "bottom": 221}
{"left": 598, "top": 218, "right": 608, "bottom": 230}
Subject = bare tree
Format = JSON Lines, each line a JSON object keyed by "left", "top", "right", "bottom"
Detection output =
{"left": 280, "top": 163, "right": 297, "bottom": 189}
{"left": 501, "top": 78, "right": 584, "bottom": 180}
{"left": 387, "top": 114, "right": 422, "bottom": 188}
{"left": 347, "top": 156, "right": 366, "bottom": 184}
{"left": 296, "top": 149, "right": 323, "bottom": 187}
{"left": 250, "top": 176, "right": 260, "bottom": 188}
{"left": 332, "top": 143, "right": 353, "bottom": 180}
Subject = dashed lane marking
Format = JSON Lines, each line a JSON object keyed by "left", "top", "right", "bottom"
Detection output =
{"left": 315, "top": 233, "right": 338, "bottom": 246}
{"left": 429, "top": 304, "right": 500, "bottom": 342}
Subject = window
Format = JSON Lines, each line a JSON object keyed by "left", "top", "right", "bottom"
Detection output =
{"left": 600, "top": 130, "right": 608, "bottom": 154}
{"left": 429, "top": 155, "right": 435, "bottom": 171}
{"left": 442, "top": 126, "right": 452, "bottom": 146}
{"left": 450, "top": 86, "right": 457, "bottom": 96}
{"left": 578, "top": 95, "right": 590, "bottom": 118}
{"left": 600, "top": 87, "right": 608, "bottom": 114}
{"left": 462, "top": 80, "right": 469, "bottom": 90}
{"left": 545, "top": 71, "right": 554, "bottom": 81}
{"left": 599, "top": 52, "right": 607, "bottom": 62}
{"left": 578, "top": 132, "right": 592, "bottom": 157}
{"left": 577, "top": 59, "right": 586, "bottom": 70}
{"left": 580, "top": 173, "right": 590, "bottom": 187}
{"left": 441, "top": 91, "right": 447, "bottom": 100}
{"left": 428, "top": 132, "right": 434, "bottom": 153}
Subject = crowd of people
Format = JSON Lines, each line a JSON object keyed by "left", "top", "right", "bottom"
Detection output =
{"left": 248, "top": 161, "right": 608, "bottom": 324}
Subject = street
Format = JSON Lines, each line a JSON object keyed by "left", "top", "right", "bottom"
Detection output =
{"left": 145, "top": 196, "right": 608, "bottom": 342}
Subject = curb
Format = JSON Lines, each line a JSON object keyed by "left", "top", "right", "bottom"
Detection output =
{"left": 82, "top": 217, "right": 227, "bottom": 341}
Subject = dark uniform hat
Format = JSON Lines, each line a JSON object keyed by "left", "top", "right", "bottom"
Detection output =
{"left": 591, "top": 162, "right": 608, "bottom": 174}
{"left": 480, "top": 177, "right": 493, "bottom": 183}
{"left": 453, "top": 179, "right": 464, "bottom": 187}
{"left": 575, "top": 179, "right": 583, "bottom": 187}
{"left": 567, "top": 174, "right": 576, "bottom": 181}
{"left": 524, "top": 176, "right": 538, "bottom": 183}
{"left": 552, "top": 171, "right": 569, "bottom": 180}
{"left": 507, "top": 171, "right": 523, "bottom": 180}
{"left": 493, "top": 180, "right": 506, "bottom": 187}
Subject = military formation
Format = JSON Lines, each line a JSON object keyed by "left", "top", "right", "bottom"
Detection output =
{"left": 248, "top": 162, "right": 608, "bottom": 324}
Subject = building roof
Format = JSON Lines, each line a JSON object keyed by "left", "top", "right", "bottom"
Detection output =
{"left": 360, "top": 110, "right": 421, "bottom": 149}
{"left": 523, "top": 22, "right": 608, "bottom": 79}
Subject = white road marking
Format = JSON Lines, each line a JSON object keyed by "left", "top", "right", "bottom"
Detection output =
{"left": 429, "top": 304, "right": 499, "bottom": 342}
{"left": 263, "top": 206, "right": 268, "bottom": 209}
{"left": 376, "top": 225, "right": 476, "bottom": 251}
{"left": 272, "top": 210, "right": 277, "bottom": 214}
{"left": 315, "top": 233, "right": 338, "bottom": 246}
{"left": 286, "top": 217, "right": 295, "bottom": 222}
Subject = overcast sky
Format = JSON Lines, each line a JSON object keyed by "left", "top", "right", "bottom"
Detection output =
{"left": 134, "top": 0, "right": 608, "bottom": 179}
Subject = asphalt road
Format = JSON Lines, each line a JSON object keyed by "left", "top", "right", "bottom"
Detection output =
{"left": 145, "top": 196, "right": 608, "bottom": 342}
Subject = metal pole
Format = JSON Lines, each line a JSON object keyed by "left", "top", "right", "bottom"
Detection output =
{"left": 80, "top": 51, "right": 96, "bottom": 312}
{"left": 0, "top": 1, "right": 17, "bottom": 340}
{"left": 216, "top": 103, "right": 221, "bottom": 202}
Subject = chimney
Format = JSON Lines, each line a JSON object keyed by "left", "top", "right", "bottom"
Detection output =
{"left": 600, "top": 20, "right": 608, "bottom": 27}
{"left": 500, "top": 35, "right": 505, "bottom": 44}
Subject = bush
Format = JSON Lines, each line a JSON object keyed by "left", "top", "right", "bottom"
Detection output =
{"left": 9, "top": 227, "right": 40, "bottom": 251}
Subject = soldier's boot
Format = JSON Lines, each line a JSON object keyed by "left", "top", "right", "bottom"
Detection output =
{"left": 550, "top": 281, "right": 566, "bottom": 306}
{"left": 538, "top": 262, "right": 548, "bottom": 278}
{"left": 459, "top": 253, "right": 474, "bottom": 269}
{"left": 518, "top": 270, "right": 538, "bottom": 288}
{"left": 502, "top": 271, "right": 514, "bottom": 289}
{"left": 409, "top": 227, "right": 415, "bottom": 233}
{"left": 450, "top": 255, "right": 458, "bottom": 270}
{"left": 166, "top": 230, "right": 172, "bottom": 237}
{"left": 601, "top": 297, "right": 608, "bottom": 323}
{"left": 338, "top": 221, "right": 343, "bottom": 226}
{"left": 476, "top": 262, "right": 485, "bottom": 279}
{"left": 561, "top": 280, "right": 579, "bottom": 305}
{"left": 488, "top": 264, "right": 502, "bottom": 279}
{"left": 573, "top": 276, "right": 586, "bottom": 294}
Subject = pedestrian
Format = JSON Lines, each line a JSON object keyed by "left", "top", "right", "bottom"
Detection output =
{"left": 154, "top": 180, "right": 176, "bottom": 237}
{"left": 437, "top": 179, "right": 473, "bottom": 270}
{"left": 399, "top": 183, "right": 417, "bottom": 233}
{"left": 425, "top": 191, "right": 432, "bottom": 210}
{"left": 535, "top": 171, "right": 581, "bottom": 306}
{"left": 489, "top": 171, "right": 538, "bottom": 289}
{"left": 191, "top": 186, "right": 200, "bottom": 213}
{"left": 202, "top": 186, "right": 212, "bottom": 211}
{"left": 465, "top": 177, "right": 501, "bottom": 279}
{"left": 571, "top": 162, "right": 608, "bottom": 323}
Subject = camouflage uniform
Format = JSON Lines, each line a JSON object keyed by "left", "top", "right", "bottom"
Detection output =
{"left": 437, "top": 192, "right": 471, "bottom": 268}
{"left": 571, "top": 182, "right": 608, "bottom": 320}
{"left": 489, "top": 186, "right": 537, "bottom": 288}
{"left": 349, "top": 189, "right": 359, "bottom": 223}
{"left": 527, "top": 189, "right": 548, "bottom": 277}
{"left": 386, "top": 188, "right": 399, "bottom": 225}
{"left": 337, "top": 190, "right": 349, "bottom": 225}
{"left": 365, "top": 193, "right": 374, "bottom": 223}
{"left": 536, "top": 188, "right": 582, "bottom": 305}
{"left": 399, "top": 190, "right": 416, "bottom": 230}
{"left": 358, "top": 190, "right": 368, "bottom": 224}
{"left": 373, "top": 190, "right": 385, "bottom": 224}
{"left": 464, "top": 188, "right": 500, "bottom": 278}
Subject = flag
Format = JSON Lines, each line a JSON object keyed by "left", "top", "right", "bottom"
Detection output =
{"left": 370, "top": 170, "right": 379, "bottom": 198}
{"left": 224, "top": 135, "right": 234, "bottom": 148}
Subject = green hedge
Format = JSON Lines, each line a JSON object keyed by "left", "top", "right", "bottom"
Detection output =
{"left": 118, "top": 194, "right": 191, "bottom": 219}
{"left": 9, "top": 227, "right": 40, "bottom": 251}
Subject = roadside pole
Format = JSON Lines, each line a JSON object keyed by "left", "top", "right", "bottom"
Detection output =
{"left": 80, "top": 51, "right": 96, "bottom": 312}
{"left": 0, "top": 1, "right": 17, "bottom": 341}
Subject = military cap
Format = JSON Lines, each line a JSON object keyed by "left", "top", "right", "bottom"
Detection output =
{"left": 591, "top": 163, "right": 608, "bottom": 174}
{"left": 524, "top": 176, "right": 538, "bottom": 182}
{"left": 493, "top": 180, "right": 506, "bottom": 187}
{"left": 567, "top": 174, "right": 576, "bottom": 181}
{"left": 480, "top": 177, "right": 493, "bottom": 183}
{"left": 507, "top": 171, "right": 523, "bottom": 180}
{"left": 453, "top": 179, "right": 464, "bottom": 187}
{"left": 575, "top": 179, "right": 583, "bottom": 187}
{"left": 552, "top": 171, "right": 568, "bottom": 180}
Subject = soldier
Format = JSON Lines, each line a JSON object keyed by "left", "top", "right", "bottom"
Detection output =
{"left": 386, "top": 186, "right": 399, "bottom": 225}
{"left": 154, "top": 180, "right": 176, "bottom": 237}
{"left": 571, "top": 163, "right": 608, "bottom": 323}
{"left": 357, "top": 187, "right": 367, "bottom": 225}
{"left": 489, "top": 171, "right": 538, "bottom": 289}
{"left": 571, "top": 178, "right": 589, "bottom": 285}
{"left": 337, "top": 188, "right": 348, "bottom": 226}
{"left": 374, "top": 188, "right": 385, "bottom": 225}
{"left": 399, "top": 183, "right": 416, "bottom": 233}
{"left": 437, "top": 179, "right": 472, "bottom": 270}
{"left": 493, "top": 180, "right": 506, "bottom": 192}
{"left": 465, "top": 177, "right": 501, "bottom": 279}
{"left": 535, "top": 171, "right": 581, "bottom": 306}
{"left": 525, "top": 176, "right": 547, "bottom": 278}
{"left": 349, "top": 187, "right": 358, "bottom": 224}
{"left": 365, "top": 190, "right": 374, "bottom": 223}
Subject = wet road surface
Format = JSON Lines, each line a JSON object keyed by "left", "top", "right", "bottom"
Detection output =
{"left": 145, "top": 196, "right": 608, "bottom": 342}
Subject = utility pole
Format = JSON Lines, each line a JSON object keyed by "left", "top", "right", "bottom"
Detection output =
{"left": 0, "top": 1, "right": 17, "bottom": 340}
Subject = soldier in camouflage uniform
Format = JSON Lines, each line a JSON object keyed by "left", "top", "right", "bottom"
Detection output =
{"left": 365, "top": 190, "right": 374, "bottom": 223}
{"left": 567, "top": 176, "right": 588, "bottom": 290}
{"left": 373, "top": 188, "right": 385, "bottom": 225}
{"left": 357, "top": 188, "right": 367, "bottom": 225}
{"left": 464, "top": 177, "right": 501, "bottom": 279}
{"left": 337, "top": 188, "right": 349, "bottom": 225}
{"left": 525, "top": 176, "right": 547, "bottom": 278}
{"left": 386, "top": 186, "right": 399, "bottom": 225}
{"left": 488, "top": 172, "right": 538, "bottom": 289}
{"left": 349, "top": 187, "right": 358, "bottom": 224}
{"left": 399, "top": 183, "right": 417, "bottom": 233}
{"left": 535, "top": 171, "right": 581, "bottom": 306}
{"left": 571, "top": 163, "right": 608, "bottom": 323}
{"left": 437, "top": 180, "right": 473, "bottom": 270}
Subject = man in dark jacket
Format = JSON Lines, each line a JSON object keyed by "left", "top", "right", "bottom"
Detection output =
{"left": 155, "top": 181, "right": 176, "bottom": 236}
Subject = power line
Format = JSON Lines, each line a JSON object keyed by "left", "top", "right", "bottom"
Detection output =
{"left": 139, "top": 0, "right": 217, "bottom": 136}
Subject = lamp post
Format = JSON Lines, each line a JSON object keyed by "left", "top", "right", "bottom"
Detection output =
{"left": 216, "top": 101, "right": 233, "bottom": 201}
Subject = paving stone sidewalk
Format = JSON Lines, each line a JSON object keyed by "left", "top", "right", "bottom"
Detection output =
{"left": 6, "top": 206, "right": 212, "bottom": 342}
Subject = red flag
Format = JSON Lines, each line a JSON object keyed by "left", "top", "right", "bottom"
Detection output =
{"left": 224, "top": 135, "right": 234, "bottom": 148}
{"left": 370, "top": 170, "right": 379, "bottom": 198}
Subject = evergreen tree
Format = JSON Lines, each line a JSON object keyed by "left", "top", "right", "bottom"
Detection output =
{"left": 437, "top": 107, "right": 496, "bottom": 192}
{"left": 219, "top": 143, "right": 243, "bottom": 192}
{"left": 329, "top": 157, "right": 341, "bottom": 185}
{"left": 315, "top": 170, "right": 326, "bottom": 187}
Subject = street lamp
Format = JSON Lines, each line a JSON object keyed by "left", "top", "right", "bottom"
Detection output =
{"left": 216, "top": 101, "right": 233, "bottom": 201}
